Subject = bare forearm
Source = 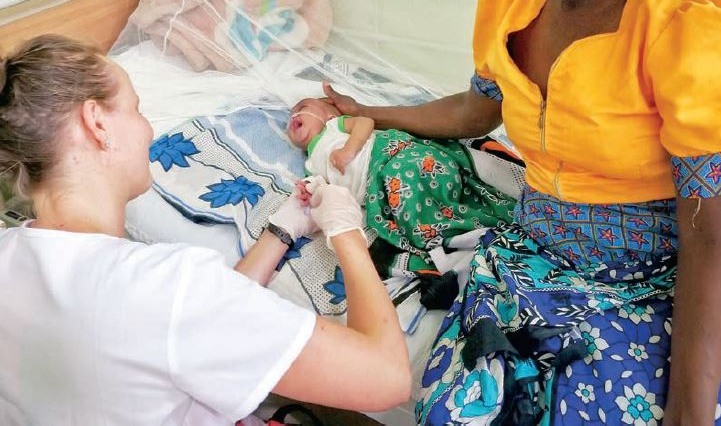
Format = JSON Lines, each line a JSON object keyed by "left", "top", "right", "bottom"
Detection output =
{"left": 669, "top": 252, "right": 721, "bottom": 421}
{"left": 233, "top": 230, "right": 287, "bottom": 286}
{"left": 666, "top": 197, "right": 721, "bottom": 424}
{"left": 331, "top": 230, "right": 407, "bottom": 352}
{"left": 273, "top": 240, "right": 412, "bottom": 411}
{"left": 358, "top": 90, "right": 502, "bottom": 139}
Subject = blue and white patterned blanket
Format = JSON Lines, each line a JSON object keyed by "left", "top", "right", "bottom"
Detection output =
{"left": 146, "top": 92, "right": 527, "bottom": 334}
{"left": 149, "top": 98, "right": 359, "bottom": 316}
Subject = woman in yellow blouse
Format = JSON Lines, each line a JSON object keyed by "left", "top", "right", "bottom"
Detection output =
{"left": 323, "top": 0, "right": 721, "bottom": 424}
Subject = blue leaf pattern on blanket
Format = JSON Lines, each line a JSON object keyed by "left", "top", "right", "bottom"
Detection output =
{"left": 275, "top": 236, "right": 312, "bottom": 271}
{"left": 199, "top": 177, "right": 265, "bottom": 208}
{"left": 147, "top": 104, "right": 366, "bottom": 315}
{"left": 149, "top": 132, "right": 200, "bottom": 171}
{"left": 324, "top": 267, "right": 346, "bottom": 305}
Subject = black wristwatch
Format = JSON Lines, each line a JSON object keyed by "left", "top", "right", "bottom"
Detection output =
{"left": 266, "top": 223, "right": 294, "bottom": 246}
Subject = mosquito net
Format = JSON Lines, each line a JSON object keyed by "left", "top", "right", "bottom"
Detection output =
{"left": 109, "top": 0, "right": 516, "bottom": 153}
{"left": 110, "top": 0, "right": 478, "bottom": 104}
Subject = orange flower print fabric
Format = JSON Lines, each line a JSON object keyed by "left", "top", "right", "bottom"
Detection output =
{"left": 365, "top": 129, "right": 516, "bottom": 272}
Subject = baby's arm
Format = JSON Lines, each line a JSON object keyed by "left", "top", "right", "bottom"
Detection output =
{"left": 329, "top": 116, "right": 374, "bottom": 174}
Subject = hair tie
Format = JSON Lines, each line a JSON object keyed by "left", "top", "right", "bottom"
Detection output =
{"left": 0, "top": 57, "right": 10, "bottom": 98}
{"left": 0, "top": 60, "right": 6, "bottom": 92}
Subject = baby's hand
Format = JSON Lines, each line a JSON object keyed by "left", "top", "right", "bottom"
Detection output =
{"left": 295, "top": 176, "right": 328, "bottom": 206}
{"left": 295, "top": 180, "right": 312, "bottom": 207}
{"left": 329, "top": 148, "right": 356, "bottom": 175}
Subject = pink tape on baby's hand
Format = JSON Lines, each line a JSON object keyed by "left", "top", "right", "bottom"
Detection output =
{"left": 294, "top": 180, "right": 312, "bottom": 206}
{"left": 304, "top": 175, "right": 328, "bottom": 195}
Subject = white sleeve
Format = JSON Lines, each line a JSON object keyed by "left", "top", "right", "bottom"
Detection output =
{"left": 305, "top": 123, "right": 347, "bottom": 185}
{"left": 166, "top": 248, "right": 315, "bottom": 420}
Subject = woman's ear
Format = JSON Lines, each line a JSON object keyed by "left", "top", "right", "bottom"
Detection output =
{"left": 79, "top": 99, "right": 109, "bottom": 149}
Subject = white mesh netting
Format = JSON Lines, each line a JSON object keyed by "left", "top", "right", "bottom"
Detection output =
{"left": 110, "top": 0, "right": 478, "bottom": 112}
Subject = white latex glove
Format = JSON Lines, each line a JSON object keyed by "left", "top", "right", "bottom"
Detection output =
{"left": 267, "top": 190, "right": 319, "bottom": 241}
{"left": 309, "top": 181, "right": 367, "bottom": 250}
{"left": 304, "top": 175, "right": 327, "bottom": 194}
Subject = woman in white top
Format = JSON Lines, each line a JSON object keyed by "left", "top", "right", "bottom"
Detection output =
{"left": 0, "top": 35, "right": 410, "bottom": 425}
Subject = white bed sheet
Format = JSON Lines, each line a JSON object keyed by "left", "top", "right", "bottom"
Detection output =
{"left": 113, "top": 41, "right": 443, "bottom": 425}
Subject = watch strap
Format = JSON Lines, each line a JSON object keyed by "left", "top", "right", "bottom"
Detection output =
{"left": 266, "top": 223, "right": 294, "bottom": 246}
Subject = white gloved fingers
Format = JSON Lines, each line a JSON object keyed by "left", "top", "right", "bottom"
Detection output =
{"left": 309, "top": 183, "right": 366, "bottom": 251}
{"left": 268, "top": 190, "right": 319, "bottom": 241}
{"left": 304, "top": 175, "right": 328, "bottom": 196}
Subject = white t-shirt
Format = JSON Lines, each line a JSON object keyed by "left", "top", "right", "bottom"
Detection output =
{"left": 0, "top": 224, "right": 315, "bottom": 425}
{"left": 305, "top": 116, "right": 374, "bottom": 204}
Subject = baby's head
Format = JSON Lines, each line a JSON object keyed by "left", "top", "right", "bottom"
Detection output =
{"left": 288, "top": 98, "right": 341, "bottom": 149}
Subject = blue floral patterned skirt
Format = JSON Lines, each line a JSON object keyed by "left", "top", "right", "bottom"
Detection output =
{"left": 416, "top": 187, "right": 721, "bottom": 425}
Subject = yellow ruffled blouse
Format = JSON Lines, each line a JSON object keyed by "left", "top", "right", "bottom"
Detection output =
{"left": 473, "top": 0, "right": 721, "bottom": 203}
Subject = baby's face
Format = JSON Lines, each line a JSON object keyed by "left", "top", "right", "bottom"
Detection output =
{"left": 288, "top": 105, "right": 326, "bottom": 149}
{"left": 287, "top": 99, "right": 340, "bottom": 149}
